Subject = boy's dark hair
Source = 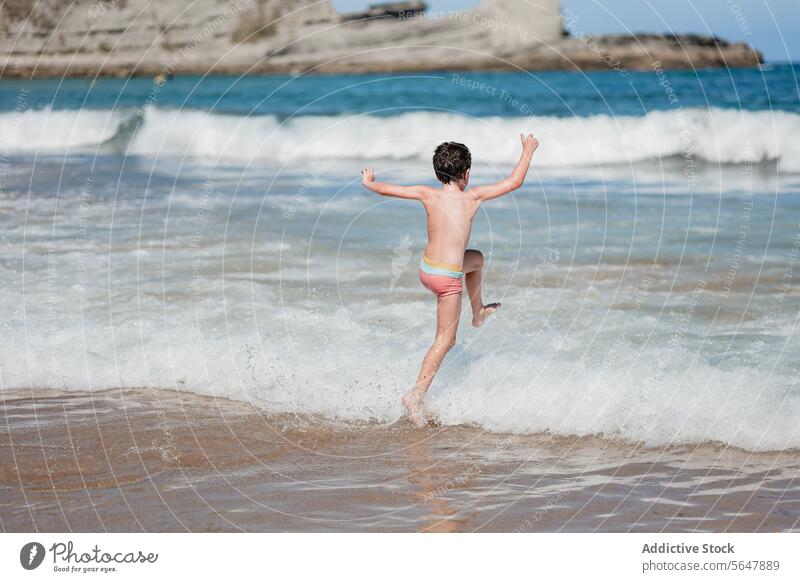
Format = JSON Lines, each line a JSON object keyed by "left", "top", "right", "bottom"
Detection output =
{"left": 433, "top": 142, "right": 471, "bottom": 184}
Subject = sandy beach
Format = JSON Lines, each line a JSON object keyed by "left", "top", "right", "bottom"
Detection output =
{"left": 2, "top": 388, "right": 798, "bottom": 532}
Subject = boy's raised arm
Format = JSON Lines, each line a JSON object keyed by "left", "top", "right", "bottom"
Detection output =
{"left": 361, "top": 168, "right": 428, "bottom": 200}
{"left": 471, "top": 134, "right": 539, "bottom": 201}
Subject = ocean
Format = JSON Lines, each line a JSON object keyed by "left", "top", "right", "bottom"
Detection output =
{"left": 2, "top": 65, "right": 800, "bottom": 449}
{"left": 2, "top": 64, "right": 800, "bottom": 532}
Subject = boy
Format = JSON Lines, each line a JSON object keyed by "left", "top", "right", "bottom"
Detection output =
{"left": 362, "top": 134, "right": 539, "bottom": 426}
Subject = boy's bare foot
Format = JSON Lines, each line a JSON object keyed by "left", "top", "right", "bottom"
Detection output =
{"left": 472, "top": 303, "right": 501, "bottom": 327}
{"left": 402, "top": 392, "right": 426, "bottom": 427}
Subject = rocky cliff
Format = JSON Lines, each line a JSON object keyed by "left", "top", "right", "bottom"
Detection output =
{"left": 0, "top": 0, "right": 761, "bottom": 78}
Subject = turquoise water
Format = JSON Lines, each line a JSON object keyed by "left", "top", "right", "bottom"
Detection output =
{"left": 1, "top": 64, "right": 797, "bottom": 116}
{"left": 1, "top": 65, "right": 799, "bottom": 450}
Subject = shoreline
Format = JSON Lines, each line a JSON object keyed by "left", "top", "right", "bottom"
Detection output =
{"left": 4, "top": 386, "right": 798, "bottom": 456}
{"left": 2, "top": 387, "right": 798, "bottom": 532}
{"left": 1, "top": 40, "right": 762, "bottom": 80}
{"left": 0, "top": 60, "right": 769, "bottom": 81}
{"left": 0, "top": 63, "right": 783, "bottom": 81}
{"left": 0, "top": 62, "right": 776, "bottom": 83}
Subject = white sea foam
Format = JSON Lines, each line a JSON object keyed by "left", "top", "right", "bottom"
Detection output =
{"left": 2, "top": 273, "right": 798, "bottom": 451}
{"left": 1, "top": 107, "right": 799, "bottom": 171}
{"left": 2, "top": 108, "right": 799, "bottom": 452}
{"left": 0, "top": 106, "right": 130, "bottom": 151}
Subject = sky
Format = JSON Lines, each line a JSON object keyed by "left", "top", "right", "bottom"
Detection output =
{"left": 330, "top": 0, "right": 799, "bottom": 62}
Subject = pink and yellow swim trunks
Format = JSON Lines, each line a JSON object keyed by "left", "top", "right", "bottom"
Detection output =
{"left": 418, "top": 255, "right": 464, "bottom": 298}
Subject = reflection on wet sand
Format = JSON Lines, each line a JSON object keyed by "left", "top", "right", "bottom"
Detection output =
{"left": 1, "top": 388, "right": 798, "bottom": 532}
{"left": 405, "top": 439, "right": 478, "bottom": 532}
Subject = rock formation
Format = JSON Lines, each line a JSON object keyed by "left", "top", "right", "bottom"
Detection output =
{"left": 0, "top": 0, "right": 761, "bottom": 78}
{"left": 341, "top": 1, "right": 428, "bottom": 21}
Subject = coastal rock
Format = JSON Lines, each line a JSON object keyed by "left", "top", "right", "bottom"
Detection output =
{"left": 0, "top": 0, "right": 761, "bottom": 78}
{"left": 341, "top": 1, "right": 428, "bottom": 21}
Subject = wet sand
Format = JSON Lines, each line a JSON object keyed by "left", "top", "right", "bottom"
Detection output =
{"left": 1, "top": 388, "right": 799, "bottom": 532}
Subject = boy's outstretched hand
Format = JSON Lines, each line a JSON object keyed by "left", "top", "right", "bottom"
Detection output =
{"left": 520, "top": 133, "right": 539, "bottom": 153}
{"left": 361, "top": 167, "right": 375, "bottom": 185}
{"left": 360, "top": 168, "right": 427, "bottom": 200}
{"left": 471, "top": 134, "right": 538, "bottom": 201}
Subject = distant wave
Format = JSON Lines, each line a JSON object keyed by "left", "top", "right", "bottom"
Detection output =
{"left": 1, "top": 106, "right": 799, "bottom": 171}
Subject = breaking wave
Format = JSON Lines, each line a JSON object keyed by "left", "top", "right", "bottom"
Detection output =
{"left": 1, "top": 106, "right": 799, "bottom": 171}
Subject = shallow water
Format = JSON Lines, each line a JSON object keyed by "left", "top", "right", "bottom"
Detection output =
{"left": 2, "top": 153, "right": 800, "bottom": 450}
{"left": 2, "top": 389, "right": 799, "bottom": 532}
{"left": 1, "top": 67, "right": 800, "bottom": 454}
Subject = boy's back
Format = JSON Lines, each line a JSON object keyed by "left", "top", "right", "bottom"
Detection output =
{"left": 419, "top": 184, "right": 481, "bottom": 269}
{"left": 361, "top": 135, "right": 539, "bottom": 426}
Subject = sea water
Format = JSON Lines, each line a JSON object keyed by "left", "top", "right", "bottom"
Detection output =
{"left": 1, "top": 66, "right": 799, "bottom": 450}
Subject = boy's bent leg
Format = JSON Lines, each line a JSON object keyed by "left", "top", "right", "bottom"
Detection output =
{"left": 463, "top": 249, "right": 500, "bottom": 327}
{"left": 403, "top": 292, "right": 461, "bottom": 426}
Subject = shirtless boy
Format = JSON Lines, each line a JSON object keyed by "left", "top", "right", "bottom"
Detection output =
{"left": 361, "top": 134, "right": 539, "bottom": 426}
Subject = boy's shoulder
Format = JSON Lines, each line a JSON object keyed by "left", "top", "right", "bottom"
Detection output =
{"left": 416, "top": 184, "right": 442, "bottom": 199}
{"left": 419, "top": 186, "right": 482, "bottom": 209}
